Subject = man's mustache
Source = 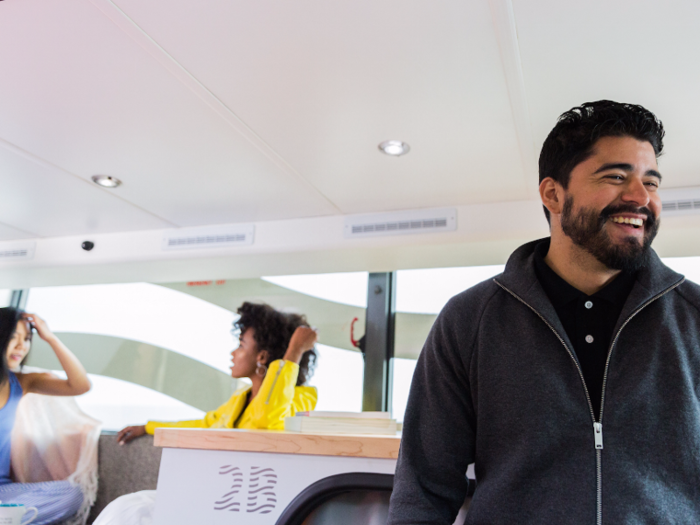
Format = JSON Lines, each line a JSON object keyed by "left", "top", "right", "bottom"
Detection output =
{"left": 599, "top": 204, "right": 656, "bottom": 227}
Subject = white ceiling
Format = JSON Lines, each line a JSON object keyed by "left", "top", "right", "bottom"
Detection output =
{"left": 0, "top": 0, "right": 698, "bottom": 242}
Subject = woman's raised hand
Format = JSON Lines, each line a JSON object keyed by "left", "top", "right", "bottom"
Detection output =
{"left": 17, "top": 312, "right": 92, "bottom": 396}
{"left": 22, "top": 313, "right": 55, "bottom": 342}
{"left": 283, "top": 326, "right": 318, "bottom": 364}
{"left": 117, "top": 425, "right": 146, "bottom": 445}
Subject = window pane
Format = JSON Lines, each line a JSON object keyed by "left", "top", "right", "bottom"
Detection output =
{"left": 396, "top": 265, "right": 505, "bottom": 314}
{"left": 0, "top": 289, "right": 13, "bottom": 308}
{"left": 24, "top": 272, "right": 367, "bottom": 426}
{"left": 26, "top": 283, "right": 236, "bottom": 372}
{"left": 308, "top": 344, "right": 363, "bottom": 412}
{"left": 262, "top": 272, "right": 368, "bottom": 308}
{"left": 662, "top": 256, "right": 700, "bottom": 282}
{"left": 49, "top": 371, "right": 205, "bottom": 431}
{"left": 391, "top": 357, "right": 417, "bottom": 423}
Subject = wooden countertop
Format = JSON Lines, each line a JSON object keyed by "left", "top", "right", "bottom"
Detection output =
{"left": 154, "top": 427, "right": 401, "bottom": 459}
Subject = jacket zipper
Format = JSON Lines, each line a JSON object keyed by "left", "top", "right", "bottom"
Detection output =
{"left": 494, "top": 278, "right": 683, "bottom": 525}
{"left": 265, "top": 360, "right": 285, "bottom": 405}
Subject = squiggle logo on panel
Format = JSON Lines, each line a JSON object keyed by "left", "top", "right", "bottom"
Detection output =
{"left": 214, "top": 465, "right": 278, "bottom": 514}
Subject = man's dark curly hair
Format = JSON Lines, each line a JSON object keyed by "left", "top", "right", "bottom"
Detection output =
{"left": 233, "top": 302, "right": 316, "bottom": 386}
{"left": 539, "top": 100, "right": 665, "bottom": 223}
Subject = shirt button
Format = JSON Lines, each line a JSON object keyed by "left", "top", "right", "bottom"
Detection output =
{"left": 585, "top": 335, "right": 594, "bottom": 343}
{"left": 585, "top": 301, "right": 593, "bottom": 309}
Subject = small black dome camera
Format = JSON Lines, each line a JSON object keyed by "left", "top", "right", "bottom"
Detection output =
{"left": 81, "top": 241, "right": 95, "bottom": 251}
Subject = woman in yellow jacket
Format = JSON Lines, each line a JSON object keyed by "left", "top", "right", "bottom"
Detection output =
{"left": 116, "top": 302, "right": 318, "bottom": 443}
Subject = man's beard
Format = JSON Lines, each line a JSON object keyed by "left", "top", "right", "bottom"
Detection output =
{"left": 560, "top": 195, "right": 660, "bottom": 272}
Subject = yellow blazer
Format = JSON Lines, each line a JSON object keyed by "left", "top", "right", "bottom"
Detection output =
{"left": 145, "top": 359, "right": 317, "bottom": 433}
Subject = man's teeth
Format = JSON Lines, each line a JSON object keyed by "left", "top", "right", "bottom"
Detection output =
{"left": 611, "top": 217, "right": 644, "bottom": 227}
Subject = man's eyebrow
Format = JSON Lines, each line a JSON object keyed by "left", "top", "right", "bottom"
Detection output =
{"left": 646, "top": 169, "right": 662, "bottom": 181}
{"left": 593, "top": 163, "right": 633, "bottom": 174}
{"left": 593, "top": 163, "right": 662, "bottom": 181}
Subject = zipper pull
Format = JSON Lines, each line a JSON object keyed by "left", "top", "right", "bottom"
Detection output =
{"left": 593, "top": 422, "right": 603, "bottom": 449}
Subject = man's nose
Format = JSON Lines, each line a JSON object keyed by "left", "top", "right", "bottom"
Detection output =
{"left": 620, "top": 177, "right": 650, "bottom": 207}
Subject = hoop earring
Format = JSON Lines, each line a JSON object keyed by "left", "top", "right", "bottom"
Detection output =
{"left": 256, "top": 362, "right": 267, "bottom": 377}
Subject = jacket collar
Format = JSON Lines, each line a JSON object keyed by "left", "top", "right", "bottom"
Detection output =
{"left": 494, "top": 237, "right": 685, "bottom": 347}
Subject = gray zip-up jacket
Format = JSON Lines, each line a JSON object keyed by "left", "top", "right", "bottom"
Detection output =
{"left": 388, "top": 238, "right": 700, "bottom": 525}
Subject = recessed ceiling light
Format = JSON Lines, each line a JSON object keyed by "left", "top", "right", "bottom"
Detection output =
{"left": 378, "top": 140, "right": 410, "bottom": 156}
{"left": 91, "top": 175, "right": 122, "bottom": 188}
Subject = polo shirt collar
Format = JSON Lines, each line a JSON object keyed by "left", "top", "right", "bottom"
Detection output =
{"left": 495, "top": 237, "right": 684, "bottom": 343}
{"left": 532, "top": 240, "right": 636, "bottom": 309}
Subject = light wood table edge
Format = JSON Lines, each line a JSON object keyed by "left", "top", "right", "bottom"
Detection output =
{"left": 154, "top": 428, "right": 401, "bottom": 460}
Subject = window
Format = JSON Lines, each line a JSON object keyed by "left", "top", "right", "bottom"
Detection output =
{"left": 24, "top": 273, "right": 368, "bottom": 429}
{"left": 0, "top": 289, "right": 12, "bottom": 308}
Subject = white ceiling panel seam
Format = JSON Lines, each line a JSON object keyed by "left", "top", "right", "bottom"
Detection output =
{"left": 109, "top": 0, "right": 528, "bottom": 213}
{"left": 0, "top": 136, "right": 176, "bottom": 229}
{"left": 86, "top": 0, "right": 343, "bottom": 215}
{"left": 0, "top": 0, "right": 337, "bottom": 227}
{"left": 0, "top": 222, "right": 38, "bottom": 240}
{"left": 488, "top": 0, "right": 538, "bottom": 195}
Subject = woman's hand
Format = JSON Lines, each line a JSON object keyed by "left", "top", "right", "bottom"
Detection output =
{"left": 19, "top": 312, "right": 91, "bottom": 397}
{"left": 283, "top": 326, "right": 318, "bottom": 364}
{"left": 117, "top": 425, "right": 146, "bottom": 445}
{"left": 22, "top": 313, "right": 56, "bottom": 343}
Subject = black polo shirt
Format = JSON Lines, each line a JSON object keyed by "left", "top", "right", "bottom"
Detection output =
{"left": 533, "top": 241, "right": 635, "bottom": 419}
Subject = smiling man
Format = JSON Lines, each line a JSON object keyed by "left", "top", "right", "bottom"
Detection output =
{"left": 387, "top": 101, "right": 700, "bottom": 525}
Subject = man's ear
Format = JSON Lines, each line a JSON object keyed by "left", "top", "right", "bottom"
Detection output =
{"left": 540, "top": 178, "right": 565, "bottom": 217}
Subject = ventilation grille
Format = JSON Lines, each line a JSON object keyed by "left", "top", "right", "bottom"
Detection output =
{"left": 162, "top": 226, "right": 254, "bottom": 250}
{"left": 345, "top": 208, "right": 456, "bottom": 238}
{"left": 662, "top": 199, "right": 700, "bottom": 213}
{"left": 659, "top": 187, "right": 700, "bottom": 216}
{"left": 0, "top": 243, "right": 35, "bottom": 261}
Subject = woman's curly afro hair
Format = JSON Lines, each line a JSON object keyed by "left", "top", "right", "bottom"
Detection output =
{"left": 233, "top": 302, "right": 316, "bottom": 386}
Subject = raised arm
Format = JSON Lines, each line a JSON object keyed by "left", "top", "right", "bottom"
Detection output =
{"left": 19, "top": 313, "right": 91, "bottom": 397}
{"left": 243, "top": 326, "right": 318, "bottom": 430}
{"left": 282, "top": 326, "right": 318, "bottom": 364}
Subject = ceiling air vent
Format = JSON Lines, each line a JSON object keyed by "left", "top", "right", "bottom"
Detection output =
{"left": 659, "top": 187, "right": 700, "bottom": 216}
{"left": 0, "top": 243, "right": 35, "bottom": 261}
{"left": 162, "top": 225, "right": 254, "bottom": 251}
{"left": 344, "top": 208, "right": 457, "bottom": 238}
{"left": 662, "top": 199, "right": 700, "bottom": 213}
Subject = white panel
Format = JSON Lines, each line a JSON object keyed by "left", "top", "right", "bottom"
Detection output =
{"left": 0, "top": 200, "right": 553, "bottom": 288}
{"left": 0, "top": 145, "right": 169, "bottom": 236}
{"left": 154, "top": 447, "right": 396, "bottom": 525}
{"left": 112, "top": 0, "right": 530, "bottom": 213}
{"left": 0, "top": 0, "right": 337, "bottom": 228}
{"left": 0, "top": 222, "right": 35, "bottom": 242}
{"left": 513, "top": 0, "right": 700, "bottom": 190}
